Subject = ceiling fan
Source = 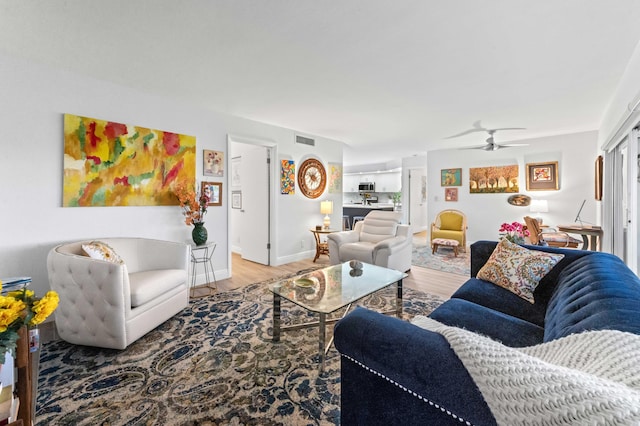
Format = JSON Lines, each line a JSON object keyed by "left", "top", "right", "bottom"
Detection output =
{"left": 445, "top": 121, "right": 528, "bottom": 151}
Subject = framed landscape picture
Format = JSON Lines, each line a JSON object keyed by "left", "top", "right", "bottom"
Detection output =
{"left": 469, "top": 164, "right": 519, "bottom": 193}
{"left": 526, "top": 161, "right": 559, "bottom": 191}
{"left": 441, "top": 168, "right": 462, "bottom": 186}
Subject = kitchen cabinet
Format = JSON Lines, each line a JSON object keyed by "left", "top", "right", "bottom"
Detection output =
{"left": 343, "top": 175, "right": 360, "bottom": 192}
{"left": 343, "top": 171, "right": 401, "bottom": 193}
{"left": 374, "top": 172, "right": 401, "bottom": 193}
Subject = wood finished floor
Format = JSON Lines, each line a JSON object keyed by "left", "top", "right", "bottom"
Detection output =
{"left": 213, "top": 231, "right": 467, "bottom": 300}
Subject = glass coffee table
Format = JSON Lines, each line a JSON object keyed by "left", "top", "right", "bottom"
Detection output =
{"left": 268, "top": 262, "right": 407, "bottom": 371}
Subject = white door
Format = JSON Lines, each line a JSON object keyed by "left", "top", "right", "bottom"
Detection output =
{"left": 409, "top": 168, "right": 427, "bottom": 232}
{"left": 239, "top": 145, "right": 270, "bottom": 265}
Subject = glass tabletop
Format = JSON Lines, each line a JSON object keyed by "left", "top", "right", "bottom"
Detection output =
{"left": 268, "top": 262, "right": 407, "bottom": 314}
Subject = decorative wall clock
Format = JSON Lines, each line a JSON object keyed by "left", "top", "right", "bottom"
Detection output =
{"left": 297, "top": 158, "right": 327, "bottom": 199}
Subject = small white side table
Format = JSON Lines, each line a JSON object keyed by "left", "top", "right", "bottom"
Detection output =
{"left": 189, "top": 242, "right": 217, "bottom": 299}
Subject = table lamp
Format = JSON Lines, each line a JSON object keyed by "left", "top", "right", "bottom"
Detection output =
{"left": 530, "top": 199, "right": 548, "bottom": 224}
{"left": 321, "top": 200, "right": 333, "bottom": 230}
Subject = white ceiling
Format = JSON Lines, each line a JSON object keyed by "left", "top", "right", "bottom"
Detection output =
{"left": 2, "top": 1, "right": 640, "bottom": 166}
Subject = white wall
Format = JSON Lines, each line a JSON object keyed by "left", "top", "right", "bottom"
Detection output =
{"left": 0, "top": 53, "right": 343, "bottom": 297}
{"left": 600, "top": 40, "right": 640, "bottom": 148}
{"left": 427, "top": 131, "right": 599, "bottom": 244}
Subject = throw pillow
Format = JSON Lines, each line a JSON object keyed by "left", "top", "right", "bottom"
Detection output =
{"left": 477, "top": 238, "right": 564, "bottom": 303}
{"left": 82, "top": 241, "right": 125, "bottom": 264}
{"left": 440, "top": 213, "right": 463, "bottom": 231}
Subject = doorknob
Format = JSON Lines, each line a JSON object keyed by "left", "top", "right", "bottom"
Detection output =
{"left": 240, "top": 209, "right": 245, "bottom": 213}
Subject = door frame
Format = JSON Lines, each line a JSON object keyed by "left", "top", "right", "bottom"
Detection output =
{"left": 226, "top": 134, "right": 277, "bottom": 276}
{"left": 407, "top": 166, "right": 428, "bottom": 232}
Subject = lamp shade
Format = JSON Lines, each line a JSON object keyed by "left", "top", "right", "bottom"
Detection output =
{"left": 530, "top": 199, "right": 548, "bottom": 213}
{"left": 320, "top": 200, "right": 333, "bottom": 215}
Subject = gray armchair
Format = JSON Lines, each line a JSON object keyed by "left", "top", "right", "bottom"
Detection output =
{"left": 327, "top": 211, "right": 412, "bottom": 272}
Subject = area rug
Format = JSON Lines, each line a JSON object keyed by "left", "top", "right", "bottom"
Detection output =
{"left": 412, "top": 241, "right": 470, "bottom": 276}
{"left": 36, "top": 271, "right": 445, "bottom": 425}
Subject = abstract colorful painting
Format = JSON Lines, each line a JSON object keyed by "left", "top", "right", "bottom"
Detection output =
{"left": 469, "top": 164, "right": 519, "bottom": 194}
{"left": 63, "top": 114, "right": 196, "bottom": 206}
{"left": 328, "top": 162, "right": 343, "bottom": 194}
{"left": 281, "top": 160, "right": 295, "bottom": 194}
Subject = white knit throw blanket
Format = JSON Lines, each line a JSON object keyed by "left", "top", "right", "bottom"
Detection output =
{"left": 412, "top": 316, "right": 640, "bottom": 425}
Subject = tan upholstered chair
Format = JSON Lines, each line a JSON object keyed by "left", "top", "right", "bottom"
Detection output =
{"left": 327, "top": 211, "right": 412, "bottom": 272}
{"left": 523, "top": 216, "right": 581, "bottom": 248}
{"left": 47, "top": 238, "right": 190, "bottom": 349}
{"left": 430, "top": 210, "right": 467, "bottom": 252}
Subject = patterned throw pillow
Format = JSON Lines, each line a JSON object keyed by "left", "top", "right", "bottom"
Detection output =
{"left": 81, "top": 241, "right": 124, "bottom": 264}
{"left": 477, "top": 238, "right": 564, "bottom": 303}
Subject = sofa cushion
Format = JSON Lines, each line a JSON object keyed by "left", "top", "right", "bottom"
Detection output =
{"left": 477, "top": 238, "right": 564, "bottom": 303}
{"left": 360, "top": 218, "right": 398, "bottom": 243}
{"left": 439, "top": 213, "right": 463, "bottom": 231}
{"left": 544, "top": 253, "right": 640, "bottom": 342}
{"left": 431, "top": 229, "right": 464, "bottom": 242}
{"left": 451, "top": 278, "right": 549, "bottom": 326}
{"left": 429, "top": 298, "right": 544, "bottom": 347}
{"left": 129, "top": 269, "right": 186, "bottom": 307}
{"left": 82, "top": 241, "right": 124, "bottom": 264}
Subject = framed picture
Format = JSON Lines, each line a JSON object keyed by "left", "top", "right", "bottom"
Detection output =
{"left": 445, "top": 187, "right": 458, "bottom": 202}
{"left": 525, "top": 161, "right": 559, "bottom": 191}
{"left": 231, "top": 156, "right": 241, "bottom": 188}
{"left": 232, "top": 190, "right": 242, "bottom": 209}
{"left": 595, "top": 155, "right": 603, "bottom": 201}
{"left": 203, "top": 149, "right": 224, "bottom": 177}
{"left": 441, "top": 168, "right": 462, "bottom": 186}
{"left": 469, "top": 164, "right": 519, "bottom": 193}
{"left": 201, "top": 181, "right": 222, "bottom": 206}
{"left": 280, "top": 159, "right": 295, "bottom": 195}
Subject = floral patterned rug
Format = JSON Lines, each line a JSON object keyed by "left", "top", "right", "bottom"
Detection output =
{"left": 412, "top": 240, "right": 471, "bottom": 276}
{"left": 36, "top": 270, "right": 445, "bottom": 425}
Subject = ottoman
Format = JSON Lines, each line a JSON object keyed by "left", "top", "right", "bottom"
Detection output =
{"left": 431, "top": 238, "right": 459, "bottom": 256}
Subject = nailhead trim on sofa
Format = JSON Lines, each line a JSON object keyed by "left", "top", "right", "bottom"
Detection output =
{"left": 340, "top": 353, "right": 472, "bottom": 425}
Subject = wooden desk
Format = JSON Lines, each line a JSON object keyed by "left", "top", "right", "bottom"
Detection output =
{"left": 310, "top": 229, "right": 339, "bottom": 262}
{"left": 556, "top": 224, "right": 603, "bottom": 251}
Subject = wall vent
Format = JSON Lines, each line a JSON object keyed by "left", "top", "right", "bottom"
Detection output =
{"left": 295, "top": 135, "right": 315, "bottom": 146}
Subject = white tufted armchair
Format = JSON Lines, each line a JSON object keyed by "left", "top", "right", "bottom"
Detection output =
{"left": 47, "top": 237, "right": 190, "bottom": 350}
{"left": 327, "top": 210, "right": 412, "bottom": 272}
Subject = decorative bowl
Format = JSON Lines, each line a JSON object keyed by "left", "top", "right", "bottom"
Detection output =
{"left": 294, "top": 278, "right": 315, "bottom": 288}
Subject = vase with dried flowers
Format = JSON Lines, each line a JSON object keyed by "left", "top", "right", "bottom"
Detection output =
{"left": 0, "top": 279, "right": 59, "bottom": 364}
{"left": 498, "top": 221, "right": 529, "bottom": 245}
{"left": 174, "top": 184, "right": 210, "bottom": 245}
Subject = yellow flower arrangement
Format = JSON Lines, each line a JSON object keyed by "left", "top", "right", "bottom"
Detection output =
{"left": 0, "top": 279, "right": 59, "bottom": 363}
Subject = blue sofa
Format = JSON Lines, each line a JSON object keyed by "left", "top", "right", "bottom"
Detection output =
{"left": 334, "top": 240, "right": 640, "bottom": 425}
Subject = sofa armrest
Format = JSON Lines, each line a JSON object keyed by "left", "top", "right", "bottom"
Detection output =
{"left": 373, "top": 235, "right": 410, "bottom": 252}
{"left": 47, "top": 247, "right": 130, "bottom": 349}
{"left": 334, "top": 307, "right": 495, "bottom": 426}
{"left": 326, "top": 230, "right": 360, "bottom": 245}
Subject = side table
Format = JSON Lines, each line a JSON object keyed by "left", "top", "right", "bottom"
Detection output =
{"left": 309, "top": 229, "right": 339, "bottom": 262}
{"left": 189, "top": 242, "right": 217, "bottom": 298}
